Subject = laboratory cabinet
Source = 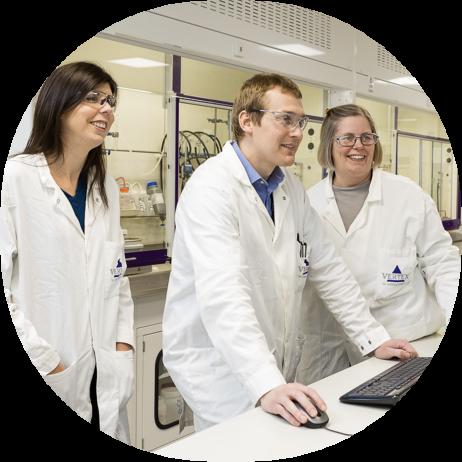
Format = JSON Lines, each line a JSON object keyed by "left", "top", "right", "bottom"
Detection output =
{"left": 126, "top": 267, "right": 194, "bottom": 451}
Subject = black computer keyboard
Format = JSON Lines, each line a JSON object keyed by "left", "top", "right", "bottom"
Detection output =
{"left": 339, "top": 357, "right": 432, "bottom": 406}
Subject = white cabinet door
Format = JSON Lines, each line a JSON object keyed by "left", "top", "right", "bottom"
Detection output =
{"left": 140, "top": 330, "right": 188, "bottom": 451}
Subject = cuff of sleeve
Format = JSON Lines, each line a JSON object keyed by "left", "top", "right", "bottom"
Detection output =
{"left": 244, "top": 364, "right": 286, "bottom": 406}
{"left": 351, "top": 325, "right": 390, "bottom": 357}
{"left": 117, "top": 327, "right": 135, "bottom": 352}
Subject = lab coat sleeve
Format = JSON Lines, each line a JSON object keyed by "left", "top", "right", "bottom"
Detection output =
{"left": 114, "top": 207, "right": 135, "bottom": 349}
{"left": 416, "top": 193, "right": 460, "bottom": 324}
{"left": 305, "top": 202, "right": 390, "bottom": 355}
{"left": 176, "top": 181, "right": 285, "bottom": 404}
{"left": 0, "top": 183, "right": 60, "bottom": 376}
{"left": 116, "top": 275, "right": 135, "bottom": 349}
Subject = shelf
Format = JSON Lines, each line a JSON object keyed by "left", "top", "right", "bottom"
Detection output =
{"left": 121, "top": 214, "right": 164, "bottom": 219}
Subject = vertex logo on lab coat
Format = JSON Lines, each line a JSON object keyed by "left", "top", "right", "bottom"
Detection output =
{"left": 110, "top": 259, "right": 123, "bottom": 279}
{"left": 382, "top": 265, "right": 409, "bottom": 284}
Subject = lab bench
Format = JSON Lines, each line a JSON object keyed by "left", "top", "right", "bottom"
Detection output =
{"left": 154, "top": 333, "right": 444, "bottom": 461}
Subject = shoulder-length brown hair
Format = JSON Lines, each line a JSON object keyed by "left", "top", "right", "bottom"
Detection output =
{"left": 318, "top": 104, "right": 383, "bottom": 170}
{"left": 23, "top": 61, "right": 117, "bottom": 208}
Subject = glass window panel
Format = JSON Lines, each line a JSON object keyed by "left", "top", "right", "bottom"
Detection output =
{"left": 298, "top": 83, "right": 325, "bottom": 118}
{"left": 421, "top": 140, "right": 433, "bottom": 196}
{"left": 397, "top": 106, "right": 447, "bottom": 138}
{"left": 356, "top": 96, "right": 394, "bottom": 173}
{"left": 181, "top": 57, "right": 325, "bottom": 117}
{"left": 178, "top": 101, "right": 232, "bottom": 193}
{"left": 181, "top": 58, "right": 254, "bottom": 102}
{"left": 290, "top": 120, "right": 324, "bottom": 189}
{"left": 397, "top": 135, "right": 420, "bottom": 185}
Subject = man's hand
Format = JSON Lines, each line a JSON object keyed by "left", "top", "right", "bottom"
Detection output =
{"left": 116, "top": 342, "right": 133, "bottom": 352}
{"left": 374, "top": 339, "right": 418, "bottom": 360}
{"left": 47, "top": 362, "right": 65, "bottom": 375}
{"left": 259, "top": 383, "right": 326, "bottom": 427}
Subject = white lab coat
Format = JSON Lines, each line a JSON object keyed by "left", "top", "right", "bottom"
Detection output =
{"left": 0, "top": 154, "right": 135, "bottom": 443}
{"left": 296, "top": 168, "right": 460, "bottom": 385}
{"left": 162, "top": 142, "right": 391, "bottom": 429}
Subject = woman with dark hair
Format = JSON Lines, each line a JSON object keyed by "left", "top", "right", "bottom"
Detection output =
{"left": 0, "top": 62, "right": 134, "bottom": 443}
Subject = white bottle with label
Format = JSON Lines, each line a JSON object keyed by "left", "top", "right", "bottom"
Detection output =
{"left": 146, "top": 181, "right": 166, "bottom": 220}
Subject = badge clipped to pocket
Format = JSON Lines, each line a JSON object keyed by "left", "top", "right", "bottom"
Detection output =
{"left": 298, "top": 257, "right": 310, "bottom": 278}
{"left": 297, "top": 233, "right": 309, "bottom": 278}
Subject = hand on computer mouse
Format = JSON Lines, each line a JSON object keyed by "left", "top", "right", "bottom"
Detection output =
{"left": 292, "top": 400, "right": 329, "bottom": 428}
{"left": 259, "top": 383, "right": 327, "bottom": 427}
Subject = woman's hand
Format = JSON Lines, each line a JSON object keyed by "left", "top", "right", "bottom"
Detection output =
{"left": 47, "top": 362, "right": 66, "bottom": 375}
{"left": 116, "top": 342, "right": 133, "bottom": 352}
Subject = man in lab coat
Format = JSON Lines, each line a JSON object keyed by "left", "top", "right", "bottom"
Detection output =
{"left": 162, "top": 73, "right": 416, "bottom": 431}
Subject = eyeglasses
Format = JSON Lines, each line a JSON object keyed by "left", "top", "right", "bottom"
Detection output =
{"left": 83, "top": 90, "right": 117, "bottom": 108}
{"left": 335, "top": 133, "right": 379, "bottom": 147}
{"left": 250, "top": 109, "right": 309, "bottom": 131}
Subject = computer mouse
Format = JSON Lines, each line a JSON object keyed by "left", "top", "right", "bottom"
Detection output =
{"left": 293, "top": 400, "right": 329, "bottom": 428}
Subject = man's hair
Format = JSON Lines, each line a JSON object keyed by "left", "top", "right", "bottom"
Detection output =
{"left": 232, "top": 73, "right": 302, "bottom": 141}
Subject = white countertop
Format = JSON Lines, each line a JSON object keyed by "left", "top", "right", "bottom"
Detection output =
{"left": 154, "top": 333, "right": 443, "bottom": 461}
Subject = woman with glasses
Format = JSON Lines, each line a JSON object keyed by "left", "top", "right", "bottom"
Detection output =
{"left": 0, "top": 62, "right": 134, "bottom": 442}
{"left": 296, "top": 104, "right": 460, "bottom": 385}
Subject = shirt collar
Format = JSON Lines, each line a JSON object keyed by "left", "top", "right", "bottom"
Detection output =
{"left": 231, "top": 140, "right": 284, "bottom": 190}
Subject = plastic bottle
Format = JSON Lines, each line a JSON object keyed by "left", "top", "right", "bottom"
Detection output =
{"left": 146, "top": 181, "right": 166, "bottom": 219}
{"left": 119, "top": 187, "right": 130, "bottom": 209}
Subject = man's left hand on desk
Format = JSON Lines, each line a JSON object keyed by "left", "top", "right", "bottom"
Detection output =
{"left": 373, "top": 339, "right": 418, "bottom": 360}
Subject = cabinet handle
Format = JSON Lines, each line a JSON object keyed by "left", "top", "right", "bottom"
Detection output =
{"left": 125, "top": 257, "right": 137, "bottom": 261}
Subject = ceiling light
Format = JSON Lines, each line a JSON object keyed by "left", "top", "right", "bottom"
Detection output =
{"left": 389, "top": 76, "right": 419, "bottom": 86}
{"left": 270, "top": 43, "right": 325, "bottom": 57}
{"left": 117, "top": 86, "right": 154, "bottom": 94}
{"left": 109, "top": 58, "right": 167, "bottom": 68}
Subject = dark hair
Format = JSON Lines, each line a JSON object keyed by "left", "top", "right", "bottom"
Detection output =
{"left": 23, "top": 61, "right": 117, "bottom": 208}
{"left": 318, "top": 104, "right": 383, "bottom": 170}
{"left": 232, "top": 73, "right": 302, "bottom": 141}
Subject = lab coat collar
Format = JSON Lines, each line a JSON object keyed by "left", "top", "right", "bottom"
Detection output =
{"left": 86, "top": 177, "right": 103, "bottom": 228}
{"left": 222, "top": 141, "right": 254, "bottom": 188}
{"left": 325, "top": 168, "right": 382, "bottom": 203}
{"left": 33, "top": 153, "right": 103, "bottom": 236}
{"left": 324, "top": 168, "right": 383, "bottom": 238}
{"left": 367, "top": 168, "right": 383, "bottom": 202}
{"left": 222, "top": 141, "right": 289, "bottom": 233}
{"left": 223, "top": 141, "right": 287, "bottom": 189}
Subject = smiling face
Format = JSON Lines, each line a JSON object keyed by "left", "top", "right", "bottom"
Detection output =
{"left": 332, "top": 115, "right": 375, "bottom": 187}
{"left": 61, "top": 82, "right": 114, "bottom": 152}
{"left": 240, "top": 87, "right": 304, "bottom": 178}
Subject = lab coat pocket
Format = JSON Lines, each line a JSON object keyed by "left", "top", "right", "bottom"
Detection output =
{"left": 104, "top": 242, "right": 126, "bottom": 299}
{"left": 374, "top": 247, "right": 416, "bottom": 301}
{"left": 44, "top": 349, "right": 94, "bottom": 416}
{"left": 113, "top": 350, "right": 135, "bottom": 410}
